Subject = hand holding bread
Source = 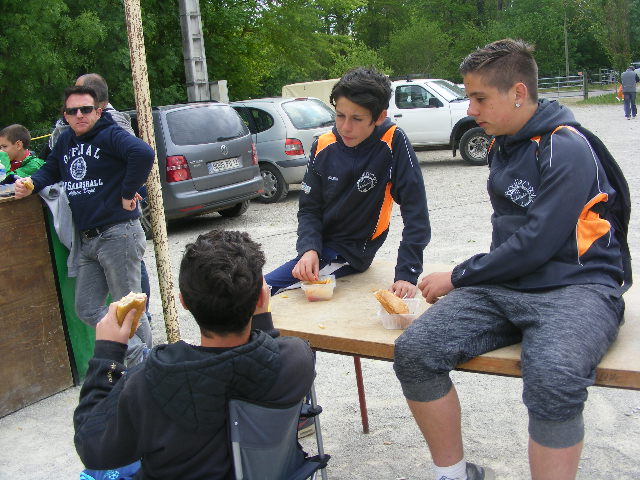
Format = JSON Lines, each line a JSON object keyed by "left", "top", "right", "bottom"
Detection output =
{"left": 22, "top": 178, "right": 34, "bottom": 191}
{"left": 116, "top": 292, "right": 148, "bottom": 339}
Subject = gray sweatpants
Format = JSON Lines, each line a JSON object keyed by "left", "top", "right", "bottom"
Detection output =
{"left": 394, "top": 284, "right": 624, "bottom": 447}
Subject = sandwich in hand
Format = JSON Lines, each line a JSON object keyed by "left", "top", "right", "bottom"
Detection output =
{"left": 116, "top": 292, "right": 147, "bottom": 339}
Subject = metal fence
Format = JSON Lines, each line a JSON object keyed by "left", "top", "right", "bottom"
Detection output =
{"left": 538, "top": 70, "right": 617, "bottom": 100}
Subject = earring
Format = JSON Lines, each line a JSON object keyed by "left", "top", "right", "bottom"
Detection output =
{"left": 515, "top": 103, "right": 521, "bottom": 108}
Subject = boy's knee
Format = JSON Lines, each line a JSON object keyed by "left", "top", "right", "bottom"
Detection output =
{"left": 394, "top": 331, "right": 453, "bottom": 402}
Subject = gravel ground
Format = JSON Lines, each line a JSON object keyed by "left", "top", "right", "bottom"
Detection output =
{"left": 1, "top": 103, "right": 639, "bottom": 479}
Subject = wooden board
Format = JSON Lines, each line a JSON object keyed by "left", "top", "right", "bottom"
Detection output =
{"left": 0, "top": 195, "right": 73, "bottom": 417}
{"left": 271, "top": 261, "right": 640, "bottom": 390}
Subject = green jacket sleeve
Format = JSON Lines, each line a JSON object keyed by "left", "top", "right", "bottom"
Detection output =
{"left": 12, "top": 153, "right": 45, "bottom": 178}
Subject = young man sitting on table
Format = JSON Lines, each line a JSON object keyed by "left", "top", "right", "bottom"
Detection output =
{"left": 266, "top": 66, "right": 431, "bottom": 300}
{"left": 394, "top": 39, "right": 626, "bottom": 480}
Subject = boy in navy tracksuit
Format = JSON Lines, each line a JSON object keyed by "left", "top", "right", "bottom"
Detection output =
{"left": 266, "top": 67, "right": 431, "bottom": 299}
{"left": 394, "top": 40, "right": 626, "bottom": 480}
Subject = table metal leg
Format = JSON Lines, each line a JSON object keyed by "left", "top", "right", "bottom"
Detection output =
{"left": 353, "top": 355, "right": 370, "bottom": 434}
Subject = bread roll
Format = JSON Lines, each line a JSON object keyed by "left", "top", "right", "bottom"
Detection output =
{"left": 116, "top": 292, "right": 147, "bottom": 339}
{"left": 23, "top": 178, "right": 34, "bottom": 191}
{"left": 374, "top": 289, "right": 409, "bottom": 314}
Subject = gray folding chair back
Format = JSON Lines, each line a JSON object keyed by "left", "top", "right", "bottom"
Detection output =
{"left": 229, "top": 391, "right": 329, "bottom": 480}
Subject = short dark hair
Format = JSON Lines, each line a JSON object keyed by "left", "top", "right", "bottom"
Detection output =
{"left": 63, "top": 85, "right": 99, "bottom": 109}
{"left": 460, "top": 39, "right": 538, "bottom": 102}
{"left": 76, "top": 73, "right": 109, "bottom": 105}
{"left": 330, "top": 67, "right": 392, "bottom": 121}
{"left": 0, "top": 124, "right": 31, "bottom": 149}
{"left": 179, "top": 230, "right": 265, "bottom": 336}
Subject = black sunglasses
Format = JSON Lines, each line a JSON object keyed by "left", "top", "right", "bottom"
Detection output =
{"left": 64, "top": 105, "right": 96, "bottom": 116}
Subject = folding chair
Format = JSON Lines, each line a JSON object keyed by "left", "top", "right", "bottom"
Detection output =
{"left": 229, "top": 383, "right": 329, "bottom": 480}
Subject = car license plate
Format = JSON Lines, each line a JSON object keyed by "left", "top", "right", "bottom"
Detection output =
{"left": 207, "top": 157, "right": 241, "bottom": 174}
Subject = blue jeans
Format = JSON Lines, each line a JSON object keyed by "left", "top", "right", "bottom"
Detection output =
{"left": 623, "top": 92, "right": 637, "bottom": 118}
{"left": 265, "top": 246, "right": 359, "bottom": 295}
{"left": 75, "top": 219, "right": 152, "bottom": 366}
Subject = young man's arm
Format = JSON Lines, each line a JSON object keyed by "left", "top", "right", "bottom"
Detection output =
{"left": 389, "top": 128, "right": 431, "bottom": 292}
{"left": 73, "top": 305, "right": 142, "bottom": 469}
{"left": 451, "top": 128, "right": 599, "bottom": 288}
{"left": 110, "top": 128, "right": 154, "bottom": 205}
{"left": 14, "top": 148, "right": 63, "bottom": 198}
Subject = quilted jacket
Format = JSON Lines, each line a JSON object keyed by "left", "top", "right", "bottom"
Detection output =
{"left": 74, "top": 323, "right": 314, "bottom": 479}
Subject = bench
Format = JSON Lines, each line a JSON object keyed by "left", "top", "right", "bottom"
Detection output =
{"left": 271, "top": 261, "right": 640, "bottom": 432}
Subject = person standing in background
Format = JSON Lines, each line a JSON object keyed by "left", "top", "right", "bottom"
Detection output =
{"left": 620, "top": 65, "right": 639, "bottom": 119}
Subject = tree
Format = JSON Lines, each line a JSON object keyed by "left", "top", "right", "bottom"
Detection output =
{"left": 384, "top": 21, "right": 451, "bottom": 78}
{"left": 599, "top": 0, "right": 632, "bottom": 73}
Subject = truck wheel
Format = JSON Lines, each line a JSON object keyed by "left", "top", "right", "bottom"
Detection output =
{"left": 258, "top": 163, "right": 288, "bottom": 204}
{"left": 219, "top": 200, "right": 250, "bottom": 218}
{"left": 460, "top": 127, "right": 491, "bottom": 165}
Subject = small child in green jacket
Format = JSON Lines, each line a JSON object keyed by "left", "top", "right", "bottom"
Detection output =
{"left": 0, "top": 124, "right": 44, "bottom": 183}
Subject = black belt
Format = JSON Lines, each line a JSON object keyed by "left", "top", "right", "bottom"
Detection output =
{"left": 80, "top": 223, "right": 120, "bottom": 240}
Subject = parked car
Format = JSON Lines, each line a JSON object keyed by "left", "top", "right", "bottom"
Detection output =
{"left": 127, "top": 102, "right": 263, "bottom": 237}
{"left": 231, "top": 97, "right": 335, "bottom": 203}
{"left": 387, "top": 78, "right": 490, "bottom": 165}
{"left": 282, "top": 78, "right": 491, "bottom": 165}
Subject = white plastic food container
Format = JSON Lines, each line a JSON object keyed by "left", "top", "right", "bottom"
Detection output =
{"left": 301, "top": 275, "right": 336, "bottom": 302}
{"left": 378, "top": 297, "right": 424, "bottom": 329}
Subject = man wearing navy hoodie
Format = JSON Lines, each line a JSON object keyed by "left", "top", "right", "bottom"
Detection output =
{"left": 15, "top": 85, "right": 154, "bottom": 365}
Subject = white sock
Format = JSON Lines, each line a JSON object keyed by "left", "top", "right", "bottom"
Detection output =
{"left": 434, "top": 458, "right": 467, "bottom": 480}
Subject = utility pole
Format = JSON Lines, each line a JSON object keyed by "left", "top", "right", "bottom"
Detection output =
{"left": 123, "top": 0, "right": 180, "bottom": 343}
{"left": 179, "top": 0, "right": 210, "bottom": 101}
{"left": 564, "top": 10, "right": 570, "bottom": 77}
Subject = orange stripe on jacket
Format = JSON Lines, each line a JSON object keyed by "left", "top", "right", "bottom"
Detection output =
{"left": 315, "top": 131, "right": 337, "bottom": 156}
{"left": 371, "top": 126, "right": 397, "bottom": 240}
{"left": 577, "top": 192, "right": 610, "bottom": 257}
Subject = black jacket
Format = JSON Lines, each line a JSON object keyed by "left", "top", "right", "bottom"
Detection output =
{"left": 74, "top": 315, "right": 314, "bottom": 479}
{"left": 297, "top": 118, "right": 431, "bottom": 284}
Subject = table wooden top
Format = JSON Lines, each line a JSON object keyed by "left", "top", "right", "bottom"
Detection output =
{"left": 271, "top": 261, "right": 640, "bottom": 390}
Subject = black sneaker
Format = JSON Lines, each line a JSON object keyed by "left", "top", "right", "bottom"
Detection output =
{"left": 466, "top": 462, "right": 495, "bottom": 480}
{"left": 297, "top": 415, "right": 316, "bottom": 439}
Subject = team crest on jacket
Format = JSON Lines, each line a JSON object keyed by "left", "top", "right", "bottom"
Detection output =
{"left": 301, "top": 181, "right": 311, "bottom": 194}
{"left": 505, "top": 179, "right": 536, "bottom": 207}
{"left": 70, "top": 157, "right": 88, "bottom": 181}
{"left": 357, "top": 172, "right": 377, "bottom": 192}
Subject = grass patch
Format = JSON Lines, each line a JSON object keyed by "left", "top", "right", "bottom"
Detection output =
{"left": 576, "top": 93, "right": 620, "bottom": 105}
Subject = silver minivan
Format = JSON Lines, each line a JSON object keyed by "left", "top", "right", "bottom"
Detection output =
{"left": 231, "top": 97, "right": 335, "bottom": 203}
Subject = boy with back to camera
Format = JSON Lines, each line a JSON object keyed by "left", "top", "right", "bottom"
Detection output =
{"left": 393, "top": 39, "right": 627, "bottom": 480}
{"left": 74, "top": 230, "right": 315, "bottom": 478}
{"left": 266, "top": 67, "right": 431, "bottom": 299}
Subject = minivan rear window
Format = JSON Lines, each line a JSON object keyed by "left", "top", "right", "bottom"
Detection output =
{"left": 281, "top": 99, "right": 335, "bottom": 129}
{"left": 167, "top": 105, "right": 248, "bottom": 146}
